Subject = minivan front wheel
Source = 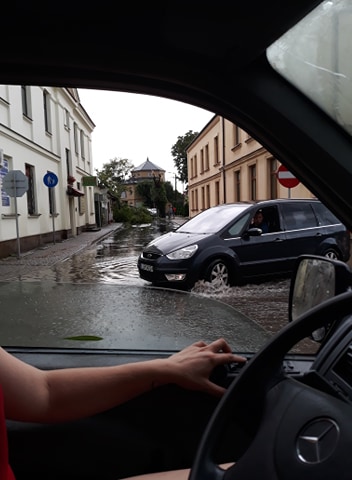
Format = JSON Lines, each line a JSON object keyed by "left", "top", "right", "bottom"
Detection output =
{"left": 322, "top": 248, "right": 340, "bottom": 260}
{"left": 204, "top": 259, "right": 231, "bottom": 287}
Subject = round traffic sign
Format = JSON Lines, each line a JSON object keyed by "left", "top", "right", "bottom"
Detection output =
{"left": 276, "top": 164, "right": 300, "bottom": 188}
{"left": 43, "top": 172, "right": 58, "bottom": 188}
{"left": 2, "top": 170, "right": 29, "bottom": 197}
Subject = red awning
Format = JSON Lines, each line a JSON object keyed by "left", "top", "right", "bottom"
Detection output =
{"left": 67, "top": 186, "right": 85, "bottom": 197}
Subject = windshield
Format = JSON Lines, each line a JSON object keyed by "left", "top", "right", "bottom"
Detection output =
{"left": 3, "top": 1, "right": 348, "bottom": 358}
{"left": 177, "top": 205, "right": 250, "bottom": 234}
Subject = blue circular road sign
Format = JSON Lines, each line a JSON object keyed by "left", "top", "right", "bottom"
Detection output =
{"left": 43, "top": 172, "right": 58, "bottom": 188}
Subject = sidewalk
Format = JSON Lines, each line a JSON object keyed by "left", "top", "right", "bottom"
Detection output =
{"left": 0, "top": 222, "right": 122, "bottom": 280}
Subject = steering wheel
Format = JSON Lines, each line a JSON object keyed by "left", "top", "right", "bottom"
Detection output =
{"left": 189, "top": 291, "right": 352, "bottom": 480}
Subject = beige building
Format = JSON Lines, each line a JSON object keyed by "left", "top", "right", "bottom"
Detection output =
{"left": 121, "top": 158, "right": 165, "bottom": 207}
{"left": 187, "top": 115, "right": 314, "bottom": 217}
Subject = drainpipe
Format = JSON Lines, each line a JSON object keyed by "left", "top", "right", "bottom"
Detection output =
{"left": 222, "top": 116, "right": 226, "bottom": 203}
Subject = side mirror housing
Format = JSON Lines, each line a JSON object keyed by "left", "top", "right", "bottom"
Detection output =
{"left": 288, "top": 255, "right": 352, "bottom": 342}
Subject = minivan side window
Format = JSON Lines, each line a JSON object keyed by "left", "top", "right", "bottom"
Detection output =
{"left": 281, "top": 203, "right": 317, "bottom": 230}
{"left": 227, "top": 212, "right": 252, "bottom": 237}
{"left": 312, "top": 202, "right": 341, "bottom": 226}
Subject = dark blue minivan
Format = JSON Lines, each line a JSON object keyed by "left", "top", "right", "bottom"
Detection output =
{"left": 138, "top": 199, "right": 351, "bottom": 290}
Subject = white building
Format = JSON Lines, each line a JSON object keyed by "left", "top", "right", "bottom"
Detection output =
{"left": 0, "top": 86, "right": 96, "bottom": 258}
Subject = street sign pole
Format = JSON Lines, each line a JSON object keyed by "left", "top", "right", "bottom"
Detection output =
{"left": 50, "top": 188, "right": 56, "bottom": 244}
{"left": 14, "top": 182, "right": 21, "bottom": 259}
{"left": 2, "top": 170, "right": 29, "bottom": 259}
{"left": 43, "top": 172, "right": 59, "bottom": 244}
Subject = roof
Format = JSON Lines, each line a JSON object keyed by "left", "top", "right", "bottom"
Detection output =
{"left": 132, "top": 158, "right": 165, "bottom": 173}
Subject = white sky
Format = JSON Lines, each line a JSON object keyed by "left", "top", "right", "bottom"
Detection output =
{"left": 77, "top": 89, "right": 214, "bottom": 185}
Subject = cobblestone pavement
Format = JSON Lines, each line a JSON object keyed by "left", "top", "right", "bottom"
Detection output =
{"left": 0, "top": 223, "right": 122, "bottom": 280}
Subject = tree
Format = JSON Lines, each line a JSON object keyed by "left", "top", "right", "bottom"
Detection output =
{"left": 95, "top": 158, "right": 134, "bottom": 200}
{"left": 171, "top": 130, "right": 199, "bottom": 184}
{"left": 136, "top": 181, "right": 154, "bottom": 207}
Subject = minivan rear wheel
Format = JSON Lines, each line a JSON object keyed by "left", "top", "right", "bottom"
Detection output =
{"left": 205, "top": 259, "right": 231, "bottom": 287}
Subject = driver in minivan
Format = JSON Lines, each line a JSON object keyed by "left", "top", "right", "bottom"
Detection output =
{"left": 251, "top": 209, "right": 269, "bottom": 233}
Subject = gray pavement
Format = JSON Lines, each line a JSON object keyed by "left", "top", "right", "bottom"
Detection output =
{"left": 0, "top": 223, "right": 122, "bottom": 281}
{"left": 0, "top": 216, "right": 187, "bottom": 280}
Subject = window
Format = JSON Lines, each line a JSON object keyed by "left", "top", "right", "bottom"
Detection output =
{"left": 64, "top": 108, "right": 70, "bottom": 129}
{"left": 249, "top": 164, "right": 256, "bottom": 200}
{"left": 21, "top": 85, "right": 31, "bottom": 118}
{"left": 80, "top": 130, "right": 85, "bottom": 159}
{"left": 312, "top": 202, "right": 341, "bottom": 226}
{"left": 234, "top": 170, "right": 241, "bottom": 202}
{"left": 74, "top": 122, "right": 79, "bottom": 154}
{"left": 205, "top": 144, "right": 209, "bottom": 171}
{"left": 65, "top": 148, "right": 71, "bottom": 177}
{"left": 25, "top": 163, "right": 36, "bottom": 215}
{"left": 269, "top": 158, "right": 278, "bottom": 199}
{"left": 206, "top": 184, "right": 210, "bottom": 209}
{"left": 233, "top": 124, "right": 240, "bottom": 145}
{"left": 201, "top": 186, "right": 205, "bottom": 210}
{"left": 215, "top": 181, "right": 220, "bottom": 205}
{"left": 43, "top": 90, "right": 52, "bottom": 133}
{"left": 281, "top": 203, "right": 317, "bottom": 230}
{"left": 214, "top": 135, "right": 219, "bottom": 165}
{"left": 200, "top": 149, "right": 204, "bottom": 173}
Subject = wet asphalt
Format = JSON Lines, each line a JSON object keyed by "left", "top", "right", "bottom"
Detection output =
{"left": 0, "top": 217, "right": 186, "bottom": 281}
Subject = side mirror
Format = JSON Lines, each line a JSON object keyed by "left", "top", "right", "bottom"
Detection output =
{"left": 245, "top": 227, "right": 262, "bottom": 237}
{"left": 288, "top": 255, "right": 352, "bottom": 342}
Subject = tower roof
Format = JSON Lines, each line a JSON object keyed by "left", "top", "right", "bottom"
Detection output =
{"left": 132, "top": 158, "right": 165, "bottom": 172}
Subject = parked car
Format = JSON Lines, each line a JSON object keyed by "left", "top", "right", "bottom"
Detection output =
{"left": 138, "top": 199, "right": 350, "bottom": 289}
{"left": 146, "top": 207, "right": 158, "bottom": 216}
{"left": 3, "top": 1, "right": 352, "bottom": 480}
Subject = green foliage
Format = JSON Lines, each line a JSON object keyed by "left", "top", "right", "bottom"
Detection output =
{"left": 136, "top": 181, "right": 154, "bottom": 207}
{"left": 113, "top": 204, "right": 152, "bottom": 224}
{"left": 152, "top": 180, "right": 168, "bottom": 218}
{"left": 136, "top": 179, "right": 168, "bottom": 217}
{"left": 95, "top": 157, "right": 134, "bottom": 200}
{"left": 171, "top": 130, "right": 199, "bottom": 184}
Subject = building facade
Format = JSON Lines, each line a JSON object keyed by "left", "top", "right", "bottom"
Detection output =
{"left": 121, "top": 158, "right": 165, "bottom": 207}
{"left": 187, "top": 115, "right": 314, "bottom": 217}
{"left": 0, "top": 86, "right": 96, "bottom": 257}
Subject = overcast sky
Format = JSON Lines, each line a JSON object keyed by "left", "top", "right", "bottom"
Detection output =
{"left": 77, "top": 89, "right": 214, "bottom": 184}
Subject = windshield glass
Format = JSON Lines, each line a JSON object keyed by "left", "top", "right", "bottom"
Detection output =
{"left": 267, "top": 0, "right": 352, "bottom": 139}
{"left": 177, "top": 205, "right": 250, "bottom": 234}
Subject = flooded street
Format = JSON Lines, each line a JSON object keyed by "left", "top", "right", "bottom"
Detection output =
{"left": 51, "top": 221, "right": 292, "bottom": 333}
{"left": 0, "top": 219, "right": 317, "bottom": 353}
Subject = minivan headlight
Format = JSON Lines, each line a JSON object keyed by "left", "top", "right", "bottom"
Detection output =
{"left": 166, "top": 244, "right": 198, "bottom": 260}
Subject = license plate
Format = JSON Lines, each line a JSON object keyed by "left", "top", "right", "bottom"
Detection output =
{"left": 140, "top": 263, "right": 153, "bottom": 272}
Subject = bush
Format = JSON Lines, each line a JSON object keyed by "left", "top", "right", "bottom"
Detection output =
{"left": 113, "top": 205, "right": 152, "bottom": 224}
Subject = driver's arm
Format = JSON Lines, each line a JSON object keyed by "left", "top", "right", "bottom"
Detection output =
{"left": 0, "top": 341, "right": 246, "bottom": 423}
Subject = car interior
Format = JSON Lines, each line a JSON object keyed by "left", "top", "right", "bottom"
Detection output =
{"left": 2, "top": 1, "right": 352, "bottom": 479}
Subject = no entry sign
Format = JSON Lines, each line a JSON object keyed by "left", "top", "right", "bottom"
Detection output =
{"left": 276, "top": 164, "right": 300, "bottom": 188}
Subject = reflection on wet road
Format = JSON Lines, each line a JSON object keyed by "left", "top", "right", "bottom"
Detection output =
{"left": 53, "top": 223, "right": 161, "bottom": 285}
{"left": 0, "top": 282, "right": 270, "bottom": 351}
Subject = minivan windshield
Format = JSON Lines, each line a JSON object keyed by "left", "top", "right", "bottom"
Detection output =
{"left": 177, "top": 205, "right": 250, "bottom": 234}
